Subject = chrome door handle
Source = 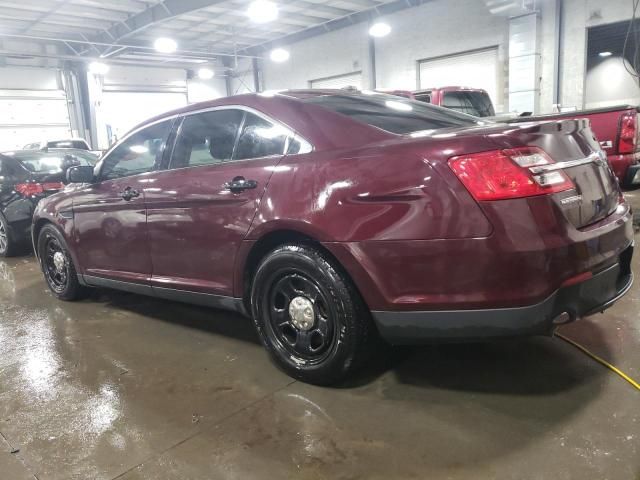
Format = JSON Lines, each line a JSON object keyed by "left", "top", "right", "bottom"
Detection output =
{"left": 224, "top": 176, "right": 258, "bottom": 193}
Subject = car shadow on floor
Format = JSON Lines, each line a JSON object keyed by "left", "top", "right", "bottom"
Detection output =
{"left": 92, "top": 287, "right": 609, "bottom": 397}
{"left": 92, "top": 288, "right": 263, "bottom": 346}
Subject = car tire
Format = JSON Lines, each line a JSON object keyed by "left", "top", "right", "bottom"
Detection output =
{"left": 37, "top": 224, "right": 87, "bottom": 301}
{"left": 0, "top": 213, "right": 18, "bottom": 257}
{"left": 251, "top": 243, "right": 376, "bottom": 385}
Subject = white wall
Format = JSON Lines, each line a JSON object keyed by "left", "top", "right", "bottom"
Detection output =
{"left": 375, "top": 0, "right": 509, "bottom": 112}
{"left": 262, "top": 23, "right": 371, "bottom": 90}
{"left": 187, "top": 76, "right": 227, "bottom": 103}
{"left": 585, "top": 56, "right": 640, "bottom": 108}
{"left": 262, "top": 0, "right": 510, "bottom": 111}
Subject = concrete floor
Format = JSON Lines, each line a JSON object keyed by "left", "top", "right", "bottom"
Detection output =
{"left": 1, "top": 195, "right": 639, "bottom": 480}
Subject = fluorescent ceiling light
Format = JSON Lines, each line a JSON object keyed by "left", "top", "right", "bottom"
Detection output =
{"left": 598, "top": 51, "right": 613, "bottom": 57}
{"left": 248, "top": 0, "right": 278, "bottom": 23}
{"left": 197, "top": 68, "right": 215, "bottom": 80}
{"left": 369, "top": 22, "right": 391, "bottom": 38}
{"left": 154, "top": 37, "right": 177, "bottom": 53}
{"left": 88, "top": 61, "right": 109, "bottom": 75}
{"left": 270, "top": 48, "right": 290, "bottom": 62}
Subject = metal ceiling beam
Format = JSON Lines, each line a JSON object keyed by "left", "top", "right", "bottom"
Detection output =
{"left": 90, "top": 0, "right": 229, "bottom": 48}
{"left": 241, "top": 0, "right": 431, "bottom": 55}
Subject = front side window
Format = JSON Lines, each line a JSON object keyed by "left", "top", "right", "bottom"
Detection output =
{"left": 100, "top": 120, "right": 172, "bottom": 180}
{"left": 171, "top": 110, "right": 243, "bottom": 169}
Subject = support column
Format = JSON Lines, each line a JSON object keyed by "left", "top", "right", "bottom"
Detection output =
{"left": 508, "top": 12, "right": 541, "bottom": 114}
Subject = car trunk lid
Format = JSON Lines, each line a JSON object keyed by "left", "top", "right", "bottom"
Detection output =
{"left": 488, "top": 119, "right": 619, "bottom": 228}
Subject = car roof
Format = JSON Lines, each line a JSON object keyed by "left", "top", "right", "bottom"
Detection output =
{"left": 132, "top": 90, "right": 394, "bottom": 151}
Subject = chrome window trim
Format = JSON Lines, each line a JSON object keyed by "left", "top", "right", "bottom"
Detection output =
{"left": 179, "top": 104, "right": 314, "bottom": 155}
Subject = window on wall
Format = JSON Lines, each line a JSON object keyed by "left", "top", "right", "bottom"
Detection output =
{"left": 100, "top": 120, "right": 172, "bottom": 180}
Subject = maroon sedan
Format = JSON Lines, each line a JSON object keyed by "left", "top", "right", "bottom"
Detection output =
{"left": 33, "top": 90, "right": 634, "bottom": 384}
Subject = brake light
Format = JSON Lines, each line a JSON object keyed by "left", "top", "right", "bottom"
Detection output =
{"left": 15, "top": 183, "right": 44, "bottom": 196}
{"left": 14, "top": 182, "right": 63, "bottom": 196}
{"left": 617, "top": 111, "right": 637, "bottom": 154}
{"left": 448, "top": 147, "right": 574, "bottom": 201}
{"left": 41, "top": 182, "right": 64, "bottom": 191}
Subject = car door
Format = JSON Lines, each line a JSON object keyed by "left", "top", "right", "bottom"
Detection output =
{"left": 72, "top": 118, "right": 173, "bottom": 286}
{"left": 144, "top": 108, "right": 297, "bottom": 298}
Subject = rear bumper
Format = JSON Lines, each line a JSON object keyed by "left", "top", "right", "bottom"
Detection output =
{"left": 372, "top": 243, "right": 634, "bottom": 344}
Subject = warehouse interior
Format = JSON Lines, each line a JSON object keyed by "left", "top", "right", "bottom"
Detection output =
{"left": 1, "top": 0, "right": 639, "bottom": 479}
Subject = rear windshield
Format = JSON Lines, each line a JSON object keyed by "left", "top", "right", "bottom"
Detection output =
{"left": 302, "top": 93, "right": 482, "bottom": 134}
{"left": 10, "top": 150, "right": 96, "bottom": 173}
{"left": 46, "top": 140, "right": 89, "bottom": 150}
{"left": 442, "top": 91, "right": 495, "bottom": 117}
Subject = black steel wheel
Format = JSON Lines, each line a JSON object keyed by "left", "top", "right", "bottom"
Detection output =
{"left": 251, "top": 243, "right": 376, "bottom": 385}
{"left": 42, "top": 235, "right": 69, "bottom": 294}
{"left": 37, "top": 224, "right": 87, "bottom": 301}
{"left": 266, "top": 272, "right": 337, "bottom": 364}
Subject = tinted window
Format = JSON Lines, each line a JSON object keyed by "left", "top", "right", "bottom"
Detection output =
{"left": 414, "top": 93, "right": 432, "bottom": 103}
{"left": 442, "top": 92, "right": 495, "bottom": 117}
{"left": 171, "top": 110, "right": 243, "bottom": 169}
{"left": 234, "top": 113, "right": 288, "bottom": 160}
{"left": 100, "top": 120, "right": 171, "bottom": 180}
{"left": 303, "top": 93, "right": 481, "bottom": 134}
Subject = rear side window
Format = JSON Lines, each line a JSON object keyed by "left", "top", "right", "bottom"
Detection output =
{"left": 234, "top": 113, "right": 288, "bottom": 160}
{"left": 303, "top": 93, "right": 481, "bottom": 134}
{"left": 171, "top": 110, "right": 243, "bottom": 168}
{"left": 442, "top": 92, "right": 495, "bottom": 117}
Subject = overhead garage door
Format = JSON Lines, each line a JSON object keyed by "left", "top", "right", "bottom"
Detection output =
{"left": 0, "top": 89, "right": 71, "bottom": 151}
{"left": 101, "top": 66, "right": 188, "bottom": 140}
{"left": 101, "top": 91, "right": 187, "bottom": 138}
{"left": 310, "top": 71, "right": 363, "bottom": 89}
{"left": 418, "top": 48, "right": 499, "bottom": 106}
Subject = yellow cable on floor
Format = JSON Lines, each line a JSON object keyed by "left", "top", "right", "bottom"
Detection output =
{"left": 555, "top": 332, "right": 640, "bottom": 391}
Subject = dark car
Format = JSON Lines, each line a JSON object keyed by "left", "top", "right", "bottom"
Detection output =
{"left": 0, "top": 149, "right": 97, "bottom": 256}
{"left": 32, "top": 91, "right": 634, "bottom": 384}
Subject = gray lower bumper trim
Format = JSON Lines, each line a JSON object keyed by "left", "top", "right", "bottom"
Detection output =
{"left": 372, "top": 261, "right": 633, "bottom": 344}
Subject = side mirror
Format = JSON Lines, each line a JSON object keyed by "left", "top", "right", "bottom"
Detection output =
{"left": 66, "top": 165, "right": 95, "bottom": 184}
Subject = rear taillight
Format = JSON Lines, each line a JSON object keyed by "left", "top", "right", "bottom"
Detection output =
{"left": 15, "top": 183, "right": 44, "bottom": 196}
{"left": 41, "top": 182, "right": 64, "bottom": 191}
{"left": 14, "top": 182, "right": 63, "bottom": 197}
{"left": 448, "top": 147, "right": 574, "bottom": 201}
{"left": 617, "top": 111, "right": 637, "bottom": 154}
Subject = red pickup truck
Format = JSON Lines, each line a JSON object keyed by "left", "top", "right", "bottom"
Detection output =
{"left": 508, "top": 106, "right": 640, "bottom": 188}
{"left": 378, "top": 86, "right": 496, "bottom": 117}
{"left": 382, "top": 87, "right": 640, "bottom": 188}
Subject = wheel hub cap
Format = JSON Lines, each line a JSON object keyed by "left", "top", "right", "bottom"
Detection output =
{"left": 288, "top": 296, "right": 315, "bottom": 331}
{"left": 53, "top": 251, "right": 66, "bottom": 272}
